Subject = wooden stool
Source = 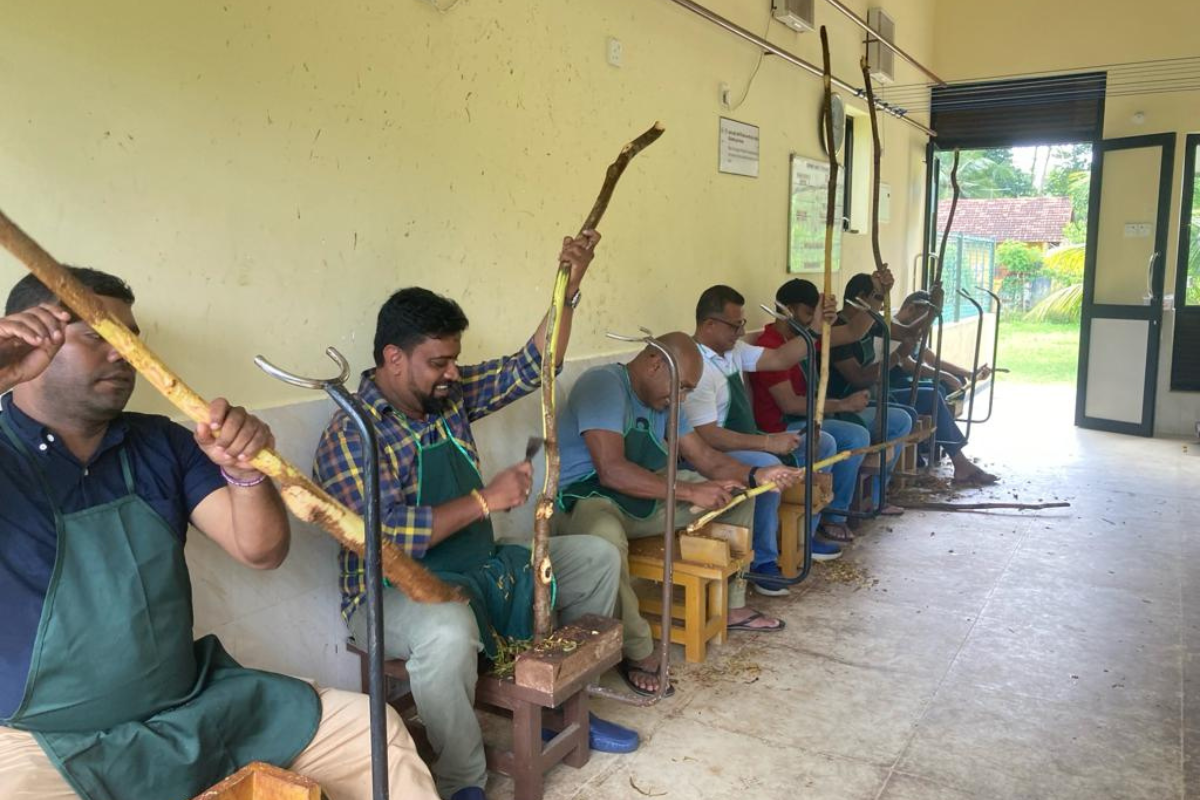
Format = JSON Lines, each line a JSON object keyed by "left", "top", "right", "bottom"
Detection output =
{"left": 777, "top": 472, "right": 834, "bottom": 579}
{"left": 896, "top": 416, "right": 935, "bottom": 483}
{"left": 193, "top": 762, "right": 320, "bottom": 799}
{"left": 628, "top": 524, "right": 752, "bottom": 663}
{"left": 347, "top": 613, "right": 622, "bottom": 800}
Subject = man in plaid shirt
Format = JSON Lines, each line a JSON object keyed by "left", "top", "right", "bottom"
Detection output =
{"left": 314, "top": 231, "right": 636, "bottom": 800}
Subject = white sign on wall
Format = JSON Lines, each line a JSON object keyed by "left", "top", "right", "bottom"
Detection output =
{"left": 718, "top": 117, "right": 760, "bottom": 178}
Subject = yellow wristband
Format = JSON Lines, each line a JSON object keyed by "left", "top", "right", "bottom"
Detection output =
{"left": 471, "top": 489, "right": 491, "bottom": 519}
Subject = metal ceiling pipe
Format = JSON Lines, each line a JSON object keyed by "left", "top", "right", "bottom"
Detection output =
{"left": 820, "top": 0, "right": 946, "bottom": 87}
{"left": 662, "top": 0, "right": 936, "bottom": 138}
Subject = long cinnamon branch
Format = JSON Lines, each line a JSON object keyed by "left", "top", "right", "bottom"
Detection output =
{"left": 859, "top": 57, "right": 890, "bottom": 327}
{"left": 815, "top": 26, "right": 838, "bottom": 431}
{"left": 0, "top": 208, "right": 459, "bottom": 604}
{"left": 532, "top": 122, "right": 665, "bottom": 640}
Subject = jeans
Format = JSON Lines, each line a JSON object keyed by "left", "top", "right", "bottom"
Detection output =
{"left": 854, "top": 405, "right": 914, "bottom": 504}
{"left": 723, "top": 450, "right": 787, "bottom": 571}
{"left": 890, "top": 386, "right": 965, "bottom": 457}
{"left": 785, "top": 419, "right": 862, "bottom": 524}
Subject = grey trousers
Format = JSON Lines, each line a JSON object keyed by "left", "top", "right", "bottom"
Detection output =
{"left": 553, "top": 471, "right": 756, "bottom": 661}
{"left": 348, "top": 535, "right": 619, "bottom": 799}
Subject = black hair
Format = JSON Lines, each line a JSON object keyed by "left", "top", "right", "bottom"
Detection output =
{"left": 775, "top": 279, "right": 819, "bottom": 309}
{"left": 695, "top": 284, "right": 745, "bottom": 323}
{"left": 6, "top": 267, "right": 134, "bottom": 316}
{"left": 373, "top": 287, "right": 469, "bottom": 365}
{"left": 844, "top": 273, "right": 876, "bottom": 305}
{"left": 902, "top": 290, "right": 931, "bottom": 308}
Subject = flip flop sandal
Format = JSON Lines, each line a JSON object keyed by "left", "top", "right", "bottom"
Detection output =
{"left": 819, "top": 523, "right": 855, "bottom": 542}
{"left": 726, "top": 611, "right": 787, "bottom": 633}
{"left": 879, "top": 505, "right": 906, "bottom": 516}
{"left": 618, "top": 661, "right": 676, "bottom": 698}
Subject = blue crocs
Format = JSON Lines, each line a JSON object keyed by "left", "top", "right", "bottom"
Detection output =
{"left": 450, "top": 787, "right": 487, "bottom": 800}
{"left": 588, "top": 712, "right": 640, "bottom": 754}
{"left": 747, "top": 562, "right": 792, "bottom": 597}
{"left": 542, "top": 712, "right": 640, "bottom": 754}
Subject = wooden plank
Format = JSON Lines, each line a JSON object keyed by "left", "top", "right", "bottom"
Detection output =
{"left": 780, "top": 471, "right": 834, "bottom": 506}
{"left": 678, "top": 533, "right": 732, "bottom": 566}
{"left": 513, "top": 614, "right": 622, "bottom": 696}
{"left": 193, "top": 763, "right": 321, "bottom": 800}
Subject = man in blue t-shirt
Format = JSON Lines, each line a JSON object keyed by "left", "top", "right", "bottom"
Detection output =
{"left": 553, "top": 332, "right": 802, "bottom": 696}
{"left": 0, "top": 268, "right": 437, "bottom": 800}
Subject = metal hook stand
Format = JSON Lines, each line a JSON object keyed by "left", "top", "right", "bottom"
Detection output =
{"left": 846, "top": 298, "right": 891, "bottom": 518}
{"left": 758, "top": 303, "right": 818, "bottom": 584}
{"left": 955, "top": 289, "right": 985, "bottom": 443}
{"left": 255, "top": 348, "right": 389, "bottom": 800}
{"left": 584, "top": 328, "right": 674, "bottom": 707}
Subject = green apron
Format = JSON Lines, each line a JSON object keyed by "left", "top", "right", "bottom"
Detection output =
{"left": 408, "top": 419, "right": 534, "bottom": 656}
{"left": 558, "top": 366, "right": 670, "bottom": 519}
{"left": 0, "top": 415, "right": 320, "bottom": 800}
{"left": 721, "top": 367, "right": 800, "bottom": 468}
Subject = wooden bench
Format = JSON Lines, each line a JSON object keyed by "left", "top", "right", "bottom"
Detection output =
{"left": 777, "top": 473, "right": 834, "bottom": 578}
{"left": 628, "top": 523, "right": 752, "bottom": 664}
{"left": 895, "top": 415, "right": 935, "bottom": 484}
{"left": 347, "top": 613, "right": 622, "bottom": 800}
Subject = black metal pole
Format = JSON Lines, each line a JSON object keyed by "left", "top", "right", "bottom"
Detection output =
{"left": 974, "top": 288, "right": 1003, "bottom": 425}
{"left": 253, "top": 349, "right": 389, "bottom": 800}
{"left": 956, "top": 289, "right": 985, "bottom": 443}
{"left": 326, "top": 384, "right": 389, "bottom": 800}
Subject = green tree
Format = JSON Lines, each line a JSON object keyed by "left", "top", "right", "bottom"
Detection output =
{"left": 939, "top": 149, "right": 1036, "bottom": 199}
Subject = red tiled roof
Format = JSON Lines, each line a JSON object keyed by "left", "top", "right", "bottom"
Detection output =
{"left": 936, "top": 196, "right": 1073, "bottom": 244}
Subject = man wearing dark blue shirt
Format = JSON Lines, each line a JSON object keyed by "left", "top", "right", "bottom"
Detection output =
{"left": 0, "top": 268, "right": 438, "bottom": 800}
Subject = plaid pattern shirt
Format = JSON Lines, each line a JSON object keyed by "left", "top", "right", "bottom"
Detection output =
{"left": 313, "top": 338, "right": 544, "bottom": 621}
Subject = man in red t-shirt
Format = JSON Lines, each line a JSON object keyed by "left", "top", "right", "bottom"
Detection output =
{"left": 748, "top": 278, "right": 885, "bottom": 536}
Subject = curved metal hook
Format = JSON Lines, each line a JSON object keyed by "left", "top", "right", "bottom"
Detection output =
{"left": 605, "top": 327, "right": 656, "bottom": 344}
{"left": 255, "top": 347, "right": 352, "bottom": 391}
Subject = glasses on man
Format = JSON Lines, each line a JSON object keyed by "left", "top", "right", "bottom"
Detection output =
{"left": 871, "top": 292, "right": 885, "bottom": 301}
{"left": 707, "top": 316, "right": 747, "bottom": 334}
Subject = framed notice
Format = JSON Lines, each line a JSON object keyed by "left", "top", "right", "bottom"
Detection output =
{"left": 718, "top": 117, "right": 759, "bottom": 178}
{"left": 788, "top": 153, "right": 844, "bottom": 274}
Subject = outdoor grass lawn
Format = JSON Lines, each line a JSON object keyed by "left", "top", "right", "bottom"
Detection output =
{"left": 997, "top": 318, "right": 1080, "bottom": 384}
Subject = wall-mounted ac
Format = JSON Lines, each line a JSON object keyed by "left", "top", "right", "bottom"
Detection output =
{"left": 866, "top": 7, "right": 895, "bottom": 84}
{"left": 772, "top": 0, "right": 814, "bottom": 33}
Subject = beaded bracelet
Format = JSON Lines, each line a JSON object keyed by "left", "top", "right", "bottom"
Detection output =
{"left": 221, "top": 466, "right": 268, "bottom": 489}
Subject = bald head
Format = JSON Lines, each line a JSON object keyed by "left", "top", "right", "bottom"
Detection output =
{"left": 626, "top": 331, "right": 702, "bottom": 410}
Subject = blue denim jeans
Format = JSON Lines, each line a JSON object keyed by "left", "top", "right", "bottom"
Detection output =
{"left": 784, "top": 419, "right": 863, "bottom": 524}
{"left": 854, "top": 405, "right": 913, "bottom": 504}
{"left": 723, "top": 449, "right": 787, "bottom": 571}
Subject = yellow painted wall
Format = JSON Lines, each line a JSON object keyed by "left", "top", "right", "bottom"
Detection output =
{"left": 0, "top": 0, "right": 937, "bottom": 416}
{"left": 934, "top": 0, "right": 1200, "bottom": 435}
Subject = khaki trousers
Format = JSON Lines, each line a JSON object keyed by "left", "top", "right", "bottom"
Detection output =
{"left": 0, "top": 686, "right": 439, "bottom": 800}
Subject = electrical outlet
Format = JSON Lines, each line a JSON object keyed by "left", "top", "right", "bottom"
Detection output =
{"left": 1124, "top": 223, "right": 1152, "bottom": 238}
{"left": 606, "top": 37, "right": 623, "bottom": 68}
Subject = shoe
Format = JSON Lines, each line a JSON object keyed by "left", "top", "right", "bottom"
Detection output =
{"left": 588, "top": 713, "right": 640, "bottom": 753}
{"left": 450, "top": 788, "right": 487, "bottom": 800}
{"left": 542, "top": 713, "right": 640, "bottom": 754}
{"left": 810, "top": 538, "right": 842, "bottom": 561}
{"left": 748, "top": 563, "right": 791, "bottom": 597}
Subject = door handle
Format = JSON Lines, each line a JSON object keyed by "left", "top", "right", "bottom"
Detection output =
{"left": 1145, "top": 251, "right": 1160, "bottom": 303}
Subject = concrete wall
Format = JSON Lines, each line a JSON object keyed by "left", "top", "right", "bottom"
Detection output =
{"left": 933, "top": 0, "right": 1200, "bottom": 436}
{"left": 0, "top": 0, "right": 939, "bottom": 683}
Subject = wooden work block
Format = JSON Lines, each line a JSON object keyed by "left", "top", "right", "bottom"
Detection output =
{"left": 193, "top": 762, "right": 321, "bottom": 800}
{"left": 780, "top": 471, "right": 834, "bottom": 507}
{"left": 678, "top": 522, "right": 750, "bottom": 566}
{"left": 513, "top": 614, "right": 623, "bottom": 696}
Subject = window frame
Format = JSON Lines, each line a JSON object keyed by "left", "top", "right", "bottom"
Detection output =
{"left": 1174, "top": 133, "right": 1200, "bottom": 310}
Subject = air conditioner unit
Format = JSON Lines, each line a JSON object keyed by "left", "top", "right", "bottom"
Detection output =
{"left": 866, "top": 7, "right": 896, "bottom": 84}
{"left": 772, "top": 0, "right": 814, "bottom": 33}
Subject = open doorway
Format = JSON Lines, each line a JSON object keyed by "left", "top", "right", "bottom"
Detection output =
{"left": 929, "top": 144, "right": 1091, "bottom": 425}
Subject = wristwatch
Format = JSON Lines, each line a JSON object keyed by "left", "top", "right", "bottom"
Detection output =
{"left": 567, "top": 288, "right": 582, "bottom": 309}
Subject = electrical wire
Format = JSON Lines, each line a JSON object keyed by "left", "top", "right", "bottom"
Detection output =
{"left": 726, "top": 9, "right": 774, "bottom": 112}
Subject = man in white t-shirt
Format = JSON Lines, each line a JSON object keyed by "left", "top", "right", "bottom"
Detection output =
{"left": 683, "top": 285, "right": 847, "bottom": 596}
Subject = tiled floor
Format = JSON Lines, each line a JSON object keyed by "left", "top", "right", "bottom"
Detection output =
{"left": 487, "top": 385, "right": 1200, "bottom": 800}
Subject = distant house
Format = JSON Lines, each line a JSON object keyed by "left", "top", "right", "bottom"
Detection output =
{"left": 936, "top": 196, "right": 1073, "bottom": 250}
